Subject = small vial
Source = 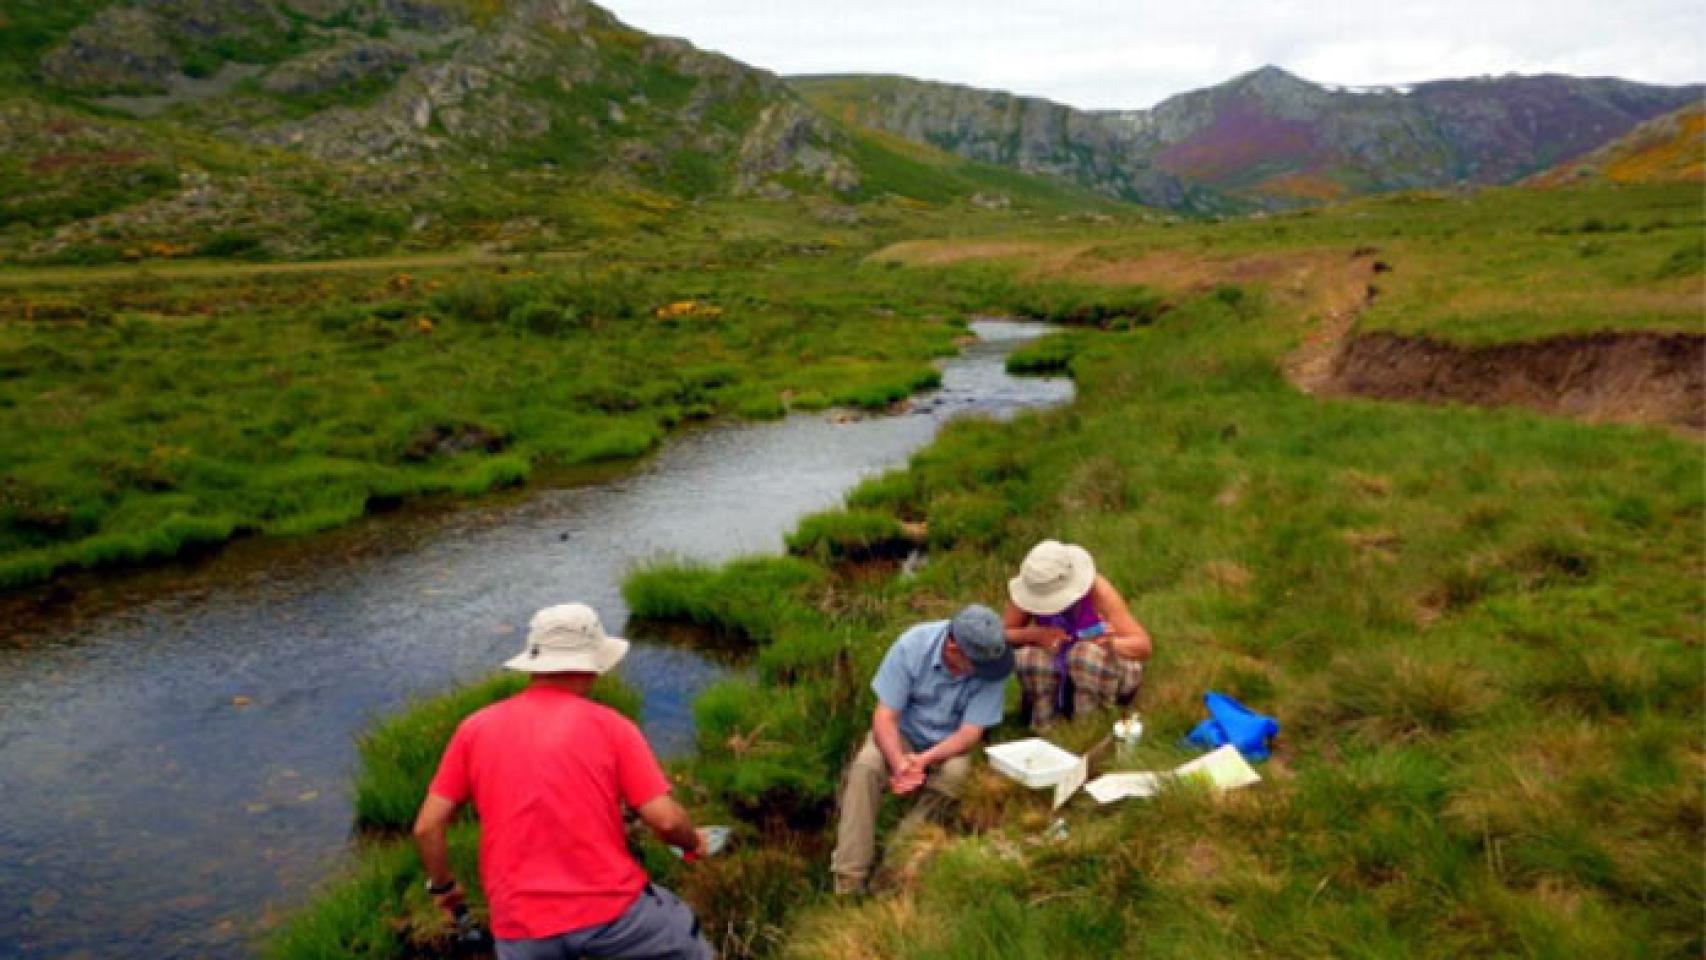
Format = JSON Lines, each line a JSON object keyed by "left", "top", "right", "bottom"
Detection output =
{"left": 1114, "top": 714, "right": 1144, "bottom": 762}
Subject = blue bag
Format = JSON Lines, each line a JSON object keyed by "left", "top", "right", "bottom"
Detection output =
{"left": 1185, "top": 691, "right": 1279, "bottom": 761}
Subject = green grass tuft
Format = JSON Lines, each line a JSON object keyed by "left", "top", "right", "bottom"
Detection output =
{"left": 785, "top": 509, "right": 908, "bottom": 562}
{"left": 1004, "top": 331, "right": 1078, "bottom": 375}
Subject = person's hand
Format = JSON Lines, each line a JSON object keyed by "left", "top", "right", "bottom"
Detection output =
{"left": 890, "top": 767, "right": 926, "bottom": 795}
{"left": 1039, "top": 627, "right": 1069, "bottom": 652}
{"left": 430, "top": 880, "right": 465, "bottom": 919}
{"left": 684, "top": 827, "right": 727, "bottom": 861}
{"left": 890, "top": 753, "right": 927, "bottom": 794}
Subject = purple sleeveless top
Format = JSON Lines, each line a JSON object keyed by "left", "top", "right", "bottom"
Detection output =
{"left": 1036, "top": 594, "right": 1104, "bottom": 640}
{"left": 1035, "top": 594, "right": 1105, "bottom": 711}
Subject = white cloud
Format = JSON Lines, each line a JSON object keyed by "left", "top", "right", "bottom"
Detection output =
{"left": 602, "top": 0, "right": 1704, "bottom": 108}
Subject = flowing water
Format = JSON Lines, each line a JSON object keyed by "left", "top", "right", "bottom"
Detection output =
{"left": 0, "top": 320, "right": 1071, "bottom": 959}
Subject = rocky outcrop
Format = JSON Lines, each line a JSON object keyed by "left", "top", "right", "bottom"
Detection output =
{"left": 261, "top": 39, "right": 419, "bottom": 97}
{"left": 236, "top": 0, "right": 808, "bottom": 182}
{"left": 130, "top": 0, "right": 288, "bottom": 44}
{"left": 29, "top": 0, "right": 809, "bottom": 185}
{"left": 791, "top": 75, "right": 1228, "bottom": 213}
{"left": 38, "top": 8, "right": 182, "bottom": 94}
{"left": 736, "top": 101, "right": 859, "bottom": 195}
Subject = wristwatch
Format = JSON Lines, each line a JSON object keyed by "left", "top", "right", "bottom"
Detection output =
{"left": 425, "top": 877, "right": 457, "bottom": 896}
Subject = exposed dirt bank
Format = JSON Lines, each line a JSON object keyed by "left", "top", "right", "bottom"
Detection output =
{"left": 874, "top": 237, "right": 1701, "bottom": 432}
{"left": 1322, "top": 329, "right": 1705, "bottom": 432}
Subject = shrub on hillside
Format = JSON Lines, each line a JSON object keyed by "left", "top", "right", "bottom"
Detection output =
{"left": 508, "top": 300, "right": 584, "bottom": 335}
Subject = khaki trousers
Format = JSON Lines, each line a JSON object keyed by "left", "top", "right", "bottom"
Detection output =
{"left": 829, "top": 731, "right": 972, "bottom": 892}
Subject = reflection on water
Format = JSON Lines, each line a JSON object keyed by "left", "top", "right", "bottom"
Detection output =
{"left": 0, "top": 320, "right": 1071, "bottom": 958}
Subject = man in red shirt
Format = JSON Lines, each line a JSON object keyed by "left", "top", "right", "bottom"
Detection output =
{"left": 414, "top": 603, "right": 714, "bottom": 959}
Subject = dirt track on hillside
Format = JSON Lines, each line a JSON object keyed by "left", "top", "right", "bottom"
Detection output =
{"left": 0, "top": 248, "right": 585, "bottom": 289}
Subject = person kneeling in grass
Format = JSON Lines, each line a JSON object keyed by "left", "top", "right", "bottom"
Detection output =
{"left": 414, "top": 603, "right": 715, "bottom": 960}
{"left": 1004, "top": 540, "right": 1152, "bottom": 728}
{"left": 830, "top": 604, "right": 1013, "bottom": 896}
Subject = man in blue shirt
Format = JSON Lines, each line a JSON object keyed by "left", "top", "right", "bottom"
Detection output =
{"left": 830, "top": 604, "right": 1014, "bottom": 896}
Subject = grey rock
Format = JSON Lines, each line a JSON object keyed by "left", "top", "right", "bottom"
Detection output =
{"left": 39, "top": 8, "right": 181, "bottom": 94}
{"left": 789, "top": 74, "right": 1222, "bottom": 212}
{"left": 94, "top": 62, "right": 264, "bottom": 119}
{"left": 736, "top": 100, "right": 860, "bottom": 194}
{"left": 261, "top": 39, "right": 418, "bottom": 97}
{"left": 379, "top": 0, "right": 464, "bottom": 32}
{"left": 131, "top": 0, "right": 287, "bottom": 43}
{"left": 279, "top": 0, "right": 353, "bottom": 19}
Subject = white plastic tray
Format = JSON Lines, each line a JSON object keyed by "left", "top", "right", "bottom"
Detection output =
{"left": 986, "top": 738, "right": 1081, "bottom": 789}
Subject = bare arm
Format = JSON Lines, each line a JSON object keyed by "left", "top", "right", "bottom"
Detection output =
{"left": 871, "top": 703, "right": 909, "bottom": 772}
{"left": 413, "top": 794, "right": 465, "bottom": 915}
{"left": 1090, "top": 576, "right": 1152, "bottom": 661}
{"left": 917, "top": 723, "right": 985, "bottom": 768}
{"left": 1003, "top": 602, "right": 1068, "bottom": 650}
{"left": 636, "top": 794, "right": 700, "bottom": 854}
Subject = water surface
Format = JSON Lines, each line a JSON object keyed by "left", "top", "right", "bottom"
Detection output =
{"left": 0, "top": 320, "right": 1071, "bottom": 958}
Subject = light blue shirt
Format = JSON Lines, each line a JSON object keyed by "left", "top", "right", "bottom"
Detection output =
{"left": 871, "top": 620, "right": 1006, "bottom": 751}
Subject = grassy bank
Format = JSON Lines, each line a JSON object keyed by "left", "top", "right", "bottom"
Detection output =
{"left": 667, "top": 274, "right": 1701, "bottom": 958}
{"left": 765, "top": 284, "right": 1701, "bottom": 958}
{"left": 0, "top": 221, "right": 1065, "bottom": 591}
{"left": 269, "top": 184, "right": 1701, "bottom": 958}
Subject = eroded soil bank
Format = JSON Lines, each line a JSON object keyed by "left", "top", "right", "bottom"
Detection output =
{"left": 1322, "top": 329, "right": 1705, "bottom": 432}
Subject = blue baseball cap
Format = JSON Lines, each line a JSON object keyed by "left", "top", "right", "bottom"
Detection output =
{"left": 950, "top": 604, "right": 1013, "bottom": 682}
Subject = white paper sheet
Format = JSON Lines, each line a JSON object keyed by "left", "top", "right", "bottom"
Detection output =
{"left": 1078, "top": 746, "right": 1260, "bottom": 805}
{"left": 1083, "top": 772, "right": 1165, "bottom": 803}
{"left": 1172, "top": 745, "right": 1262, "bottom": 790}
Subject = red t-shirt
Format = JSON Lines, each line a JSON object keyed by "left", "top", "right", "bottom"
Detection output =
{"left": 428, "top": 686, "right": 672, "bottom": 940}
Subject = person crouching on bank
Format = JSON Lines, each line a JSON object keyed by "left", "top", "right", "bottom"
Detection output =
{"left": 830, "top": 604, "right": 1014, "bottom": 897}
{"left": 414, "top": 603, "right": 715, "bottom": 960}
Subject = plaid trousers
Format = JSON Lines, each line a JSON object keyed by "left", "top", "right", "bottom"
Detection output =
{"left": 1016, "top": 641, "right": 1143, "bottom": 728}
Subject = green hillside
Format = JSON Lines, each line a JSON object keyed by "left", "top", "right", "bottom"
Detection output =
{"left": 0, "top": 0, "right": 1115, "bottom": 268}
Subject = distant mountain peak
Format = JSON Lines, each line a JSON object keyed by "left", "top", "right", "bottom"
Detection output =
{"left": 1228, "top": 64, "right": 1316, "bottom": 93}
{"left": 1243, "top": 64, "right": 1302, "bottom": 81}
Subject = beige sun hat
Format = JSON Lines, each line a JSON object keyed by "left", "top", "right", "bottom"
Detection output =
{"left": 1008, "top": 540, "right": 1096, "bottom": 615}
{"left": 504, "top": 603, "right": 630, "bottom": 674}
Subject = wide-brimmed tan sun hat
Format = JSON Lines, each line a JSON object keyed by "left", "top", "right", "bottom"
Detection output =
{"left": 1008, "top": 540, "right": 1096, "bottom": 615}
{"left": 504, "top": 603, "right": 630, "bottom": 674}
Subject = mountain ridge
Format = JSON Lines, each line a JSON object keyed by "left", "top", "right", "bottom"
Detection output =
{"left": 791, "top": 67, "right": 1702, "bottom": 209}
{"left": 2, "top": 0, "right": 1699, "bottom": 266}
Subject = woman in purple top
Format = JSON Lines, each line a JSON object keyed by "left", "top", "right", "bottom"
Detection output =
{"left": 1003, "top": 539, "right": 1152, "bottom": 728}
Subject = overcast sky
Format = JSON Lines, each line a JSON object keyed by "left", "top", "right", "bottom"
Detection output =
{"left": 603, "top": 0, "right": 1704, "bottom": 110}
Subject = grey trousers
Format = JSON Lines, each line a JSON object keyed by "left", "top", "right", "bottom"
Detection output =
{"left": 495, "top": 884, "right": 715, "bottom": 960}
